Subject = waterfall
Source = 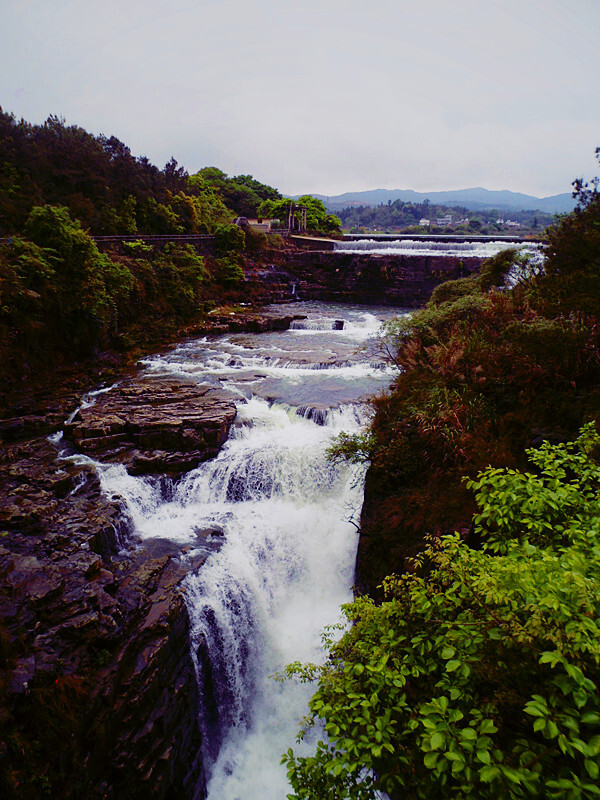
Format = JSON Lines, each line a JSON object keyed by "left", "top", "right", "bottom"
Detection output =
{"left": 75, "top": 301, "right": 403, "bottom": 799}
{"left": 182, "top": 400, "right": 367, "bottom": 798}
{"left": 334, "top": 237, "right": 544, "bottom": 259}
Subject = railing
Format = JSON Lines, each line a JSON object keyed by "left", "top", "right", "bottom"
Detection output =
{"left": 0, "top": 228, "right": 292, "bottom": 246}
{"left": 92, "top": 233, "right": 215, "bottom": 243}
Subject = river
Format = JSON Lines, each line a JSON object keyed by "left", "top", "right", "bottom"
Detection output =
{"left": 90, "top": 301, "right": 406, "bottom": 799}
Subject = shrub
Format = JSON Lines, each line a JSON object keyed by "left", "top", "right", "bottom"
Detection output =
{"left": 122, "top": 239, "right": 153, "bottom": 255}
{"left": 211, "top": 256, "right": 245, "bottom": 287}
{"left": 284, "top": 425, "right": 600, "bottom": 800}
{"left": 23, "top": 205, "right": 133, "bottom": 352}
{"left": 429, "top": 275, "right": 480, "bottom": 305}
{"left": 214, "top": 223, "right": 245, "bottom": 255}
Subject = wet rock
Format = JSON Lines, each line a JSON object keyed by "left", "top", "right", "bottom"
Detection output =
{"left": 64, "top": 379, "right": 237, "bottom": 476}
{"left": 277, "top": 250, "right": 485, "bottom": 306}
{"left": 0, "top": 437, "right": 209, "bottom": 799}
{"left": 181, "top": 311, "right": 295, "bottom": 336}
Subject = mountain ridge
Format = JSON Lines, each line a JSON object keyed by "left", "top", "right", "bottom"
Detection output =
{"left": 293, "top": 187, "right": 575, "bottom": 215}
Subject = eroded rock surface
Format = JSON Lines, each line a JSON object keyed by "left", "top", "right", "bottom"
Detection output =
{"left": 63, "top": 379, "right": 237, "bottom": 476}
{"left": 0, "top": 381, "right": 236, "bottom": 797}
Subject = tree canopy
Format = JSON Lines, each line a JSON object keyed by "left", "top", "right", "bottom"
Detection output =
{"left": 0, "top": 110, "right": 266, "bottom": 235}
{"left": 190, "top": 167, "right": 281, "bottom": 218}
{"left": 257, "top": 195, "right": 342, "bottom": 235}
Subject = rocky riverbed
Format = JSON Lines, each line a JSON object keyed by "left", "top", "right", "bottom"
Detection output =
{"left": 0, "top": 372, "right": 240, "bottom": 799}
{"left": 63, "top": 380, "right": 237, "bottom": 476}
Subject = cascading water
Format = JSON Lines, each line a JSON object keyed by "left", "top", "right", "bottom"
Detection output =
{"left": 68, "top": 302, "right": 406, "bottom": 799}
{"left": 334, "top": 237, "right": 544, "bottom": 259}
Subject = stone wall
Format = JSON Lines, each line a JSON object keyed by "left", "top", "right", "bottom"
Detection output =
{"left": 247, "top": 250, "right": 485, "bottom": 307}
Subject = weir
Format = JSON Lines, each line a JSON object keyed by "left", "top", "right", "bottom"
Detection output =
{"left": 271, "top": 236, "right": 544, "bottom": 308}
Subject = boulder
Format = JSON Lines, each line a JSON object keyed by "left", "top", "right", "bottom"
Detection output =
{"left": 64, "top": 379, "right": 237, "bottom": 476}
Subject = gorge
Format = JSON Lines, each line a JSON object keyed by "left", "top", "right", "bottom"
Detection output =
{"left": 0, "top": 238, "right": 551, "bottom": 798}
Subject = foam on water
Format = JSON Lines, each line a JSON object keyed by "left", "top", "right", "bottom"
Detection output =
{"left": 335, "top": 237, "right": 544, "bottom": 259}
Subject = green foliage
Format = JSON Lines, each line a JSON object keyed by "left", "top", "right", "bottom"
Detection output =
{"left": 122, "top": 239, "right": 153, "bottom": 255}
{"left": 327, "top": 431, "right": 374, "bottom": 464}
{"left": 117, "top": 194, "right": 138, "bottom": 234}
{"left": 23, "top": 205, "right": 134, "bottom": 351}
{"left": 0, "top": 236, "right": 56, "bottom": 348}
{"left": 151, "top": 243, "right": 209, "bottom": 315}
{"left": 429, "top": 275, "right": 480, "bottom": 305}
{"left": 284, "top": 425, "right": 600, "bottom": 800}
{"left": 258, "top": 195, "right": 342, "bottom": 235}
{"left": 0, "top": 205, "right": 216, "bottom": 377}
{"left": 243, "top": 227, "right": 268, "bottom": 253}
{"left": 0, "top": 110, "right": 195, "bottom": 235}
{"left": 479, "top": 248, "right": 522, "bottom": 290}
{"left": 296, "top": 195, "right": 342, "bottom": 234}
{"left": 185, "top": 174, "right": 238, "bottom": 230}
{"left": 211, "top": 256, "right": 245, "bottom": 287}
{"left": 429, "top": 250, "right": 528, "bottom": 305}
{"left": 387, "top": 291, "right": 495, "bottom": 350}
{"left": 191, "top": 167, "right": 281, "bottom": 217}
{"left": 136, "top": 196, "right": 183, "bottom": 235}
{"left": 530, "top": 194, "right": 600, "bottom": 316}
{"left": 214, "top": 223, "right": 246, "bottom": 255}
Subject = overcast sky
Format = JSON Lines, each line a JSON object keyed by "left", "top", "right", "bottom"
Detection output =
{"left": 2, "top": 0, "right": 599, "bottom": 198}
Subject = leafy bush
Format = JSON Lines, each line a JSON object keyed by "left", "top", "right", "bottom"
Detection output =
{"left": 214, "top": 223, "right": 245, "bottom": 255}
{"left": 429, "top": 275, "right": 480, "bottom": 305}
{"left": 122, "top": 239, "right": 153, "bottom": 255}
{"left": 23, "top": 204, "right": 134, "bottom": 351}
{"left": 479, "top": 248, "right": 522, "bottom": 290}
{"left": 211, "top": 256, "right": 245, "bottom": 287}
{"left": 284, "top": 425, "right": 600, "bottom": 800}
{"left": 151, "top": 243, "right": 209, "bottom": 315}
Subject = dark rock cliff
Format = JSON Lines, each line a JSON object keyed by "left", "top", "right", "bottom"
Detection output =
{"left": 246, "top": 250, "right": 484, "bottom": 306}
{"left": 0, "top": 378, "right": 238, "bottom": 799}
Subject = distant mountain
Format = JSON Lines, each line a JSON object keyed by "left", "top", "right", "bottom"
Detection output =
{"left": 296, "top": 187, "right": 575, "bottom": 215}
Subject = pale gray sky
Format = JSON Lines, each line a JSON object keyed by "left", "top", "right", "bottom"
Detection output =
{"left": 2, "top": 0, "right": 599, "bottom": 197}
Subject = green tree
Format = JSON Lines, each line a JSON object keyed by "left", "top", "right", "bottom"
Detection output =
{"left": 214, "top": 223, "right": 245, "bottom": 255}
{"left": 191, "top": 168, "right": 281, "bottom": 218}
{"left": 23, "top": 204, "right": 133, "bottom": 351}
{"left": 258, "top": 195, "right": 341, "bottom": 235}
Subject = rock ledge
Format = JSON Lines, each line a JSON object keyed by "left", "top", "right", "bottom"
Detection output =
{"left": 64, "top": 379, "right": 237, "bottom": 476}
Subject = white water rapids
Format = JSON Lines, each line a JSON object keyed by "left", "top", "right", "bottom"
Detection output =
{"left": 72, "top": 302, "right": 406, "bottom": 799}
{"left": 335, "top": 237, "right": 544, "bottom": 259}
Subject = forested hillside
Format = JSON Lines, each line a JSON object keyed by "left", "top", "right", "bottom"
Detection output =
{"left": 336, "top": 198, "right": 554, "bottom": 234}
{"left": 0, "top": 109, "right": 287, "bottom": 236}
{"left": 0, "top": 110, "right": 293, "bottom": 395}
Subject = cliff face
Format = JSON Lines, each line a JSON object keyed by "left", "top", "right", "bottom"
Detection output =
{"left": 247, "top": 250, "right": 484, "bottom": 307}
{"left": 0, "top": 378, "right": 238, "bottom": 799}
